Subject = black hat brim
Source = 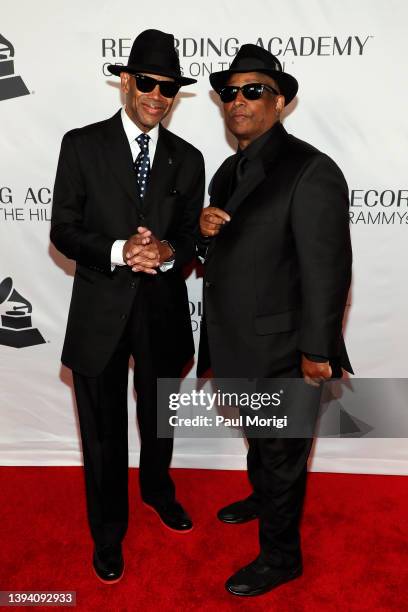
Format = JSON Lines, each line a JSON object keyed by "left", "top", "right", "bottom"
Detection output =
{"left": 107, "top": 63, "right": 196, "bottom": 86}
{"left": 210, "top": 68, "right": 298, "bottom": 105}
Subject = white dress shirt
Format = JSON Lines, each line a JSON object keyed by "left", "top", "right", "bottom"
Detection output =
{"left": 110, "top": 107, "right": 161, "bottom": 267}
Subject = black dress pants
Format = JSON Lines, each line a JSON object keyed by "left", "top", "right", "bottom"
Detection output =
{"left": 245, "top": 368, "right": 322, "bottom": 569}
{"left": 247, "top": 435, "right": 314, "bottom": 568}
{"left": 73, "top": 290, "right": 180, "bottom": 547}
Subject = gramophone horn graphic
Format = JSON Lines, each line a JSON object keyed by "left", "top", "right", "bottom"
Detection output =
{"left": 0, "top": 33, "right": 30, "bottom": 102}
{"left": 0, "top": 277, "right": 45, "bottom": 348}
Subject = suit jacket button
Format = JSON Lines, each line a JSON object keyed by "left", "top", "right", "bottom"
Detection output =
{"left": 205, "top": 281, "right": 212, "bottom": 288}
{"left": 130, "top": 282, "right": 136, "bottom": 289}
{"left": 139, "top": 213, "right": 145, "bottom": 221}
{"left": 120, "top": 314, "right": 127, "bottom": 320}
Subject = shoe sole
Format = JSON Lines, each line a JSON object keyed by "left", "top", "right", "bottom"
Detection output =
{"left": 217, "top": 514, "right": 259, "bottom": 524}
{"left": 226, "top": 569, "right": 302, "bottom": 597}
{"left": 93, "top": 566, "right": 124, "bottom": 585}
{"left": 142, "top": 502, "right": 194, "bottom": 533}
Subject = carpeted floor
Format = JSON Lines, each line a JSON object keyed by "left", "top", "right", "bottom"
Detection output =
{"left": 0, "top": 467, "right": 407, "bottom": 611}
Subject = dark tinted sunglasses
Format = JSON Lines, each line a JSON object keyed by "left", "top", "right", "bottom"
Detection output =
{"left": 218, "top": 82, "right": 280, "bottom": 103}
{"left": 133, "top": 73, "right": 180, "bottom": 98}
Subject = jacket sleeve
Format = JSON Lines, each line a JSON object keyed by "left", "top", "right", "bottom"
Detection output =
{"left": 195, "top": 156, "right": 233, "bottom": 263}
{"left": 291, "top": 154, "right": 352, "bottom": 358}
{"left": 170, "top": 148, "right": 205, "bottom": 270}
{"left": 50, "top": 132, "right": 114, "bottom": 273}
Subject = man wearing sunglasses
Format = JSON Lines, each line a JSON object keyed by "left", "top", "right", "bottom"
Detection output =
{"left": 198, "top": 44, "right": 352, "bottom": 596}
{"left": 51, "top": 29, "right": 204, "bottom": 582}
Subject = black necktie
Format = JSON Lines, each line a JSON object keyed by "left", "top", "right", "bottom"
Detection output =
{"left": 236, "top": 152, "right": 247, "bottom": 183}
{"left": 230, "top": 150, "right": 247, "bottom": 196}
{"left": 134, "top": 133, "right": 150, "bottom": 199}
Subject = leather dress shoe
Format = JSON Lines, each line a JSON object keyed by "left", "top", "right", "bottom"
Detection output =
{"left": 93, "top": 544, "right": 124, "bottom": 584}
{"left": 226, "top": 556, "right": 302, "bottom": 597}
{"left": 143, "top": 500, "right": 193, "bottom": 532}
{"left": 217, "top": 496, "right": 259, "bottom": 524}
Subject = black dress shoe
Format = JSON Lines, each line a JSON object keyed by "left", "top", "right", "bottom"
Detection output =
{"left": 217, "top": 496, "right": 259, "bottom": 524}
{"left": 226, "top": 556, "right": 302, "bottom": 597}
{"left": 143, "top": 500, "right": 193, "bottom": 532}
{"left": 93, "top": 544, "right": 124, "bottom": 584}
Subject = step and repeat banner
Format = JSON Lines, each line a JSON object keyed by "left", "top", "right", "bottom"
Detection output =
{"left": 1, "top": 0, "right": 407, "bottom": 472}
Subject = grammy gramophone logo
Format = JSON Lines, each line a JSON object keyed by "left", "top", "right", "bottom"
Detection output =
{"left": 0, "top": 277, "right": 45, "bottom": 348}
{"left": 0, "top": 33, "right": 30, "bottom": 102}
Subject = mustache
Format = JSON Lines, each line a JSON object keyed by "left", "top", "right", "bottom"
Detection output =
{"left": 141, "top": 98, "right": 166, "bottom": 109}
{"left": 229, "top": 110, "right": 251, "bottom": 118}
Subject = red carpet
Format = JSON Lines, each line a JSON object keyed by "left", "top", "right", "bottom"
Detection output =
{"left": 0, "top": 468, "right": 407, "bottom": 611}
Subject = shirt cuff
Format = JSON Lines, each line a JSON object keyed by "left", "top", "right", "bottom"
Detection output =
{"left": 111, "top": 240, "right": 127, "bottom": 271}
{"left": 303, "top": 353, "right": 329, "bottom": 363}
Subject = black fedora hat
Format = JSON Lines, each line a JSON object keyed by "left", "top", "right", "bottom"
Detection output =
{"left": 108, "top": 29, "right": 196, "bottom": 86}
{"left": 210, "top": 44, "right": 298, "bottom": 105}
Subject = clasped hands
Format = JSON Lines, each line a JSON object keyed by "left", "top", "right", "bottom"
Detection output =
{"left": 123, "top": 226, "right": 173, "bottom": 274}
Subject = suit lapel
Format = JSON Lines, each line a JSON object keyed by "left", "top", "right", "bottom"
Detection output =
{"left": 206, "top": 122, "right": 289, "bottom": 263}
{"left": 102, "top": 110, "right": 142, "bottom": 209}
{"left": 224, "top": 158, "right": 266, "bottom": 216}
{"left": 209, "top": 155, "right": 236, "bottom": 208}
{"left": 223, "top": 122, "right": 288, "bottom": 216}
{"left": 142, "top": 124, "right": 176, "bottom": 214}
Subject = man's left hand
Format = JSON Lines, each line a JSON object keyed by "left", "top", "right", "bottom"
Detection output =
{"left": 125, "top": 226, "right": 173, "bottom": 272}
{"left": 301, "top": 354, "right": 332, "bottom": 387}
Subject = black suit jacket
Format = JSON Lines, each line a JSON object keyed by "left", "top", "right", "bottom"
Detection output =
{"left": 198, "top": 122, "right": 352, "bottom": 378}
{"left": 51, "top": 110, "right": 205, "bottom": 376}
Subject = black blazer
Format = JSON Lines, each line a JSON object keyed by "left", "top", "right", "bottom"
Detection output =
{"left": 198, "top": 122, "right": 352, "bottom": 378}
{"left": 51, "top": 111, "right": 205, "bottom": 376}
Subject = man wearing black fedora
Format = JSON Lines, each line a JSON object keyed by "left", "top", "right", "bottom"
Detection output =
{"left": 51, "top": 29, "right": 204, "bottom": 583}
{"left": 198, "top": 44, "right": 352, "bottom": 596}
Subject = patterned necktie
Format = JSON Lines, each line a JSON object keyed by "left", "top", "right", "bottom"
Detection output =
{"left": 134, "top": 133, "right": 150, "bottom": 199}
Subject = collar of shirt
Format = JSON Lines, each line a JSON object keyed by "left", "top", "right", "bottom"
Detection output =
{"left": 121, "top": 106, "right": 159, "bottom": 163}
{"left": 238, "top": 120, "right": 281, "bottom": 161}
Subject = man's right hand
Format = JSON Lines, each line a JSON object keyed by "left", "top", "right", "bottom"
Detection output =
{"left": 123, "top": 227, "right": 158, "bottom": 274}
{"left": 200, "top": 206, "right": 231, "bottom": 237}
{"left": 301, "top": 354, "right": 332, "bottom": 388}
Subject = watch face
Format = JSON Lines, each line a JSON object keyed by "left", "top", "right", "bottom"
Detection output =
{"left": 162, "top": 240, "right": 175, "bottom": 253}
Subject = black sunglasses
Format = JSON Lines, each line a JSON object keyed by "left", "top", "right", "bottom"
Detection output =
{"left": 133, "top": 73, "right": 180, "bottom": 98}
{"left": 218, "top": 82, "right": 280, "bottom": 103}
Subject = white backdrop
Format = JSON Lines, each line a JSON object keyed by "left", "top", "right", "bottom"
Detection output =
{"left": 1, "top": 0, "right": 407, "bottom": 473}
